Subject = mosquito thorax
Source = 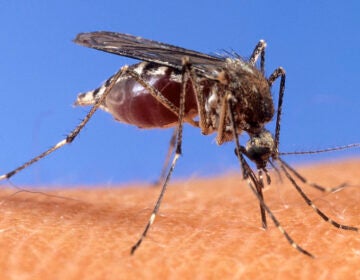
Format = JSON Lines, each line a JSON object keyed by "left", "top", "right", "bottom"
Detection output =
{"left": 243, "top": 129, "right": 275, "bottom": 169}
{"left": 226, "top": 59, "right": 274, "bottom": 135}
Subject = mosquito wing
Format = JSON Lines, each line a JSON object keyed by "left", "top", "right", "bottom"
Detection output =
{"left": 74, "top": 31, "right": 226, "bottom": 76}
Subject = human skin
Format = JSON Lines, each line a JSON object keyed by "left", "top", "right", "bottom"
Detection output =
{"left": 0, "top": 160, "right": 359, "bottom": 279}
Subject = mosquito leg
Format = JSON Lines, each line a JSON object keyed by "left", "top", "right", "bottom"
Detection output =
{"left": 278, "top": 158, "right": 358, "bottom": 231}
{"left": 215, "top": 92, "right": 231, "bottom": 145}
{"left": 249, "top": 40, "right": 267, "bottom": 74}
{"left": 153, "top": 129, "right": 177, "bottom": 186}
{"left": 278, "top": 144, "right": 360, "bottom": 192}
{"left": 189, "top": 67, "right": 212, "bottom": 135}
{"left": 268, "top": 67, "right": 286, "bottom": 155}
{"left": 154, "top": 64, "right": 212, "bottom": 185}
{"left": 279, "top": 158, "right": 347, "bottom": 192}
{"left": 0, "top": 66, "right": 127, "bottom": 181}
{"left": 227, "top": 95, "right": 314, "bottom": 258}
{"left": 130, "top": 57, "right": 190, "bottom": 255}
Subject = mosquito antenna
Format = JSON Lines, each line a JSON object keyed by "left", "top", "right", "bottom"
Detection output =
{"left": 278, "top": 158, "right": 347, "bottom": 193}
{"left": 279, "top": 143, "right": 360, "bottom": 156}
{"left": 277, "top": 158, "right": 358, "bottom": 232}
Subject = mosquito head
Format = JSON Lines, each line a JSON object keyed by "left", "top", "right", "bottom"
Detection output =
{"left": 244, "top": 129, "right": 275, "bottom": 169}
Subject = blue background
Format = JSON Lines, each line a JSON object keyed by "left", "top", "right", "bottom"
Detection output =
{"left": 1, "top": 1, "right": 359, "bottom": 186}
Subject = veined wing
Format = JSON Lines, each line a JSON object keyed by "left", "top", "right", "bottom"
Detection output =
{"left": 74, "top": 31, "right": 225, "bottom": 75}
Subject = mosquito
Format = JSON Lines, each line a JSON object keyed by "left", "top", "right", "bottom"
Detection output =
{"left": 1, "top": 32, "right": 358, "bottom": 258}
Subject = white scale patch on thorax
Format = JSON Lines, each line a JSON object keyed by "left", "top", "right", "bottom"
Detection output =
{"left": 227, "top": 58, "right": 254, "bottom": 74}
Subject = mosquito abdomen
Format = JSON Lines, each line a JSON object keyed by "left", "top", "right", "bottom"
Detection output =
{"left": 76, "top": 62, "right": 199, "bottom": 128}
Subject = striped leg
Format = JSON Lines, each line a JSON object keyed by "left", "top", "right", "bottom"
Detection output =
{"left": 0, "top": 66, "right": 128, "bottom": 182}
{"left": 279, "top": 156, "right": 350, "bottom": 192}
{"left": 249, "top": 40, "right": 267, "bottom": 74}
{"left": 227, "top": 95, "right": 314, "bottom": 258}
{"left": 278, "top": 158, "right": 358, "bottom": 231}
{"left": 130, "top": 57, "right": 191, "bottom": 254}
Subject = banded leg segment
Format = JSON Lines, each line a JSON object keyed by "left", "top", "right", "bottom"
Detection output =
{"left": 0, "top": 66, "right": 128, "bottom": 181}
{"left": 279, "top": 159, "right": 347, "bottom": 193}
{"left": 130, "top": 57, "right": 191, "bottom": 254}
{"left": 268, "top": 67, "right": 286, "bottom": 156}
{"left": 278, "top": 158, "right": 358, "bottom": 232}
{"left": 227, "top": 95, "right": 314, "bottom": 258}
{"left": 249, "top": 40, "right": 267, "bottom": 74}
